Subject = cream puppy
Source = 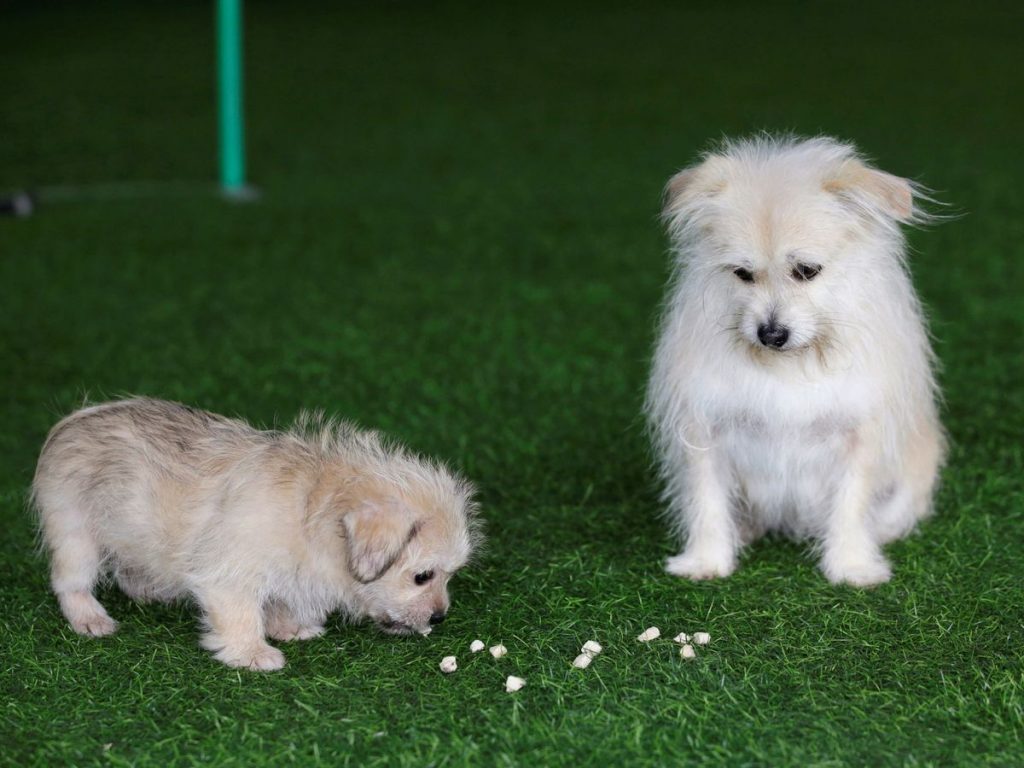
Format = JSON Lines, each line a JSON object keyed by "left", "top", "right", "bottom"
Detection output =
{"left": 32, "top": 398, "right": 481, "bottom": 670}
{"left": 647, "top": 136, "right": 946, "bottom": 586}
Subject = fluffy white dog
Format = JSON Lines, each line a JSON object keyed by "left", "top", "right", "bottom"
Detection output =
{"left": 646, "top": 136, "right": 946, "bottom": 586}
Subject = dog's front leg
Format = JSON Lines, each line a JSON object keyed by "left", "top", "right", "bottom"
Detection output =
{"left": 665, "top": 447, "right": 738, "bottom": 580}
{"left": 820, "top": 425, "right": 892, "bottom": 587}
{"left": 197, "top": 586, "right": 287, "bottom": 671}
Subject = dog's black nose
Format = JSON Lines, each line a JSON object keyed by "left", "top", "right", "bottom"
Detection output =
{"left": 429, "top": 610, "right": 447, "bottom": 625}
{"left": 757, "top": 322, "right": 790, "bottom": 349}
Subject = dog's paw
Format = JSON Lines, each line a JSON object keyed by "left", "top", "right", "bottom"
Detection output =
{"left": 267, "top": 622, "right": 325, "bottom": 642}
{"left": 821, "top": 554, "right": 892, "bottom": 588}
{"left": 59, "top": 592, "right": 119, "bottom": 637}
{"left": 215, "top": 643, "right": 287, "bottom": 672}
{"left": 665, "top": 551, "right": 736, "bottom": 580}
{"left": 292, "top": 625, "right": 325, "bottom": 641}
{"left": 70, "top": 612, "right": 119, "bottom": 637}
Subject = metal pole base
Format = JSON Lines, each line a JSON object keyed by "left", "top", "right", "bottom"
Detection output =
{"left": 0, "top": 190, "right": 35, "bottom": 217}
{"left": 220, "top": 184, "right": 261, "bottom": 202}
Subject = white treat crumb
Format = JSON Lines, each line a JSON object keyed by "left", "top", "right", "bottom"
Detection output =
{"left": 636, "top": 627, "right": 661, "bottom": 642}
{"left": 439, "top": 656, "right": 458, "bottom": 673}
{"left": 420, "top": 627, "right": 433, "bottom": 636}
{"left": 505, "top": 675, "right": 526, "bottom": 692}
{"left": 489, "top": 644, "right": 508, "bottom": 659}
{"left": 673, "top": 632, "right": 690, "bottom": 644}
{"left": 470, "top": 640, "right": 485, "bottom": 653}
{"left": 693, "top": 632, "right": 711, "bottom": 646}
{"left": 680, "top": 644, "right": 696, "bottom": 659}
{"left": 581, "top": 640, "right": 603, "bottom": 656}
{"left": 572, "top": 653, "right": 593, "bottom": 669}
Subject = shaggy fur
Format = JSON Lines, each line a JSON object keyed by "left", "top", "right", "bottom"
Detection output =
{"left": 646, "top": 135, "right": 946, "bottom": 586}
{"left": 32, "top": 398, "right": 481, "bottom": 670}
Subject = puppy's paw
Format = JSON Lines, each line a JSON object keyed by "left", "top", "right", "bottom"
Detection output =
{"left": 59, "top": 592, "right": 119, "bottom": 637}
{"left": 267, "top": 621, "right": 325, "bottom": 642}
{"left": 821, "top": 553, "right": 892, "bottom": 587}
{"left": 214, "top": 643, "right": 287, "bottom": 671}
{"left": 665, "top": 551, "right": 736, "bottom": 580}
{"left": 292, "top": 625, "right": 325, "bottom": 641}
{"left": 70, "top": 612, "right": 119, "bottom": 637}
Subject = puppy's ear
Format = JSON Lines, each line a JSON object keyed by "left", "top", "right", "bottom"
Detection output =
{"left": 825, "top": 160, "right": 915, "bottom": 222}
{"left": 342, "top": 501, "right": 419, "bottom": 583}
{"left": 662, "top": 155, "right": 728, "bottom": 218}
{"left": 663, "top": 167, "right": 700, "bottom": 213}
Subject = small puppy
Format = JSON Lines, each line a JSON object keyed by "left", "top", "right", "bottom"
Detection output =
{"left": 32, "top": 398, "right": 480, "bottom": 670}
{"left": 646, "top": 136, "right": 945, "bottom": 586}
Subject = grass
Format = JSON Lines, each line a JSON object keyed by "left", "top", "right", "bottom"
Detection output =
{"left": 2, "top": 1, "right": 1022, "bottom": 765}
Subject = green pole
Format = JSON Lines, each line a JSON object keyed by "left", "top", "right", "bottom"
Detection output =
{"left": 217, "top": 0, "right": 247, "bottom": 196}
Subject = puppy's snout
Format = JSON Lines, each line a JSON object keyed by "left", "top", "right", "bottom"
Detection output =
{"left": 757, "top": 321, "right": 790, "bottom": 349}
{"left": 429, "top": 610, "right": 447, "bottom": 625}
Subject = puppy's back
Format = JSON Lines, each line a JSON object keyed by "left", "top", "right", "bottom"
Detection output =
{"left": 37, "top": 397, "right": 250, "bottom": 482}
{"left": 33, "top": 399, "right": 259, "bottom": 550}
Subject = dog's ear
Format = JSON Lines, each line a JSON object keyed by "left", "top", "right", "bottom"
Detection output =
{"left": 341, "top": 501, "right": 419, "bottom": 583}
{"left": 825, "top": 160, "right": 915, "bottom": 222}
{"left": 663, "top": 167, "right": 700, "bottom": 212}
{"left": 662, "top": 156, "right": 729, "bottom": 220}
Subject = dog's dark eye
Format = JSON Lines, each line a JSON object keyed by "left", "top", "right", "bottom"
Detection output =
{"left": 792, "top": 263, "right": 821, "bottom": 281}
{"left": 733, "top": 267, "right": 755, "bottom": 283}
{"left": 414, "top": 570, "right": 434, "bottom": 586}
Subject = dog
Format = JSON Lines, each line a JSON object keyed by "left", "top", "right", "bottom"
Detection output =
{"left": 32, "top": 398, "right": 481, "bottom": 670}
{"left": 646, "top": 135, "right": 946, "bottom": 586}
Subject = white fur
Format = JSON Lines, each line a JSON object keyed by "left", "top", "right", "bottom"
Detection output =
{"left": 32, "top": 398, "right": 480, "bottom": 670}
{"left": 646, "top": 135, "right": 946, "bottom": 586}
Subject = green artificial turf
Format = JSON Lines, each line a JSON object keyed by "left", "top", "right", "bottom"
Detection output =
{"left": 2, "top": 1, "right": 1022, "bottom": 765}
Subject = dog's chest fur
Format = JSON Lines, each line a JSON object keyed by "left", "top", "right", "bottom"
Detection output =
{"left": 703, "top": 357, "right": 880, "bottom": 534}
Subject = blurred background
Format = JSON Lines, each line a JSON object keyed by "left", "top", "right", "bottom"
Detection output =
{"left": 4, "top": 0, "right": 1019, "bottom": 479}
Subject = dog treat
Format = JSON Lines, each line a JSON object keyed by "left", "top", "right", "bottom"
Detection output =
{"left": 505, "top": 675, "right": 526, "bottom": 692}
{"left": 673, "top": 632, "right": 690, "bottom": 644}
{"left": 439, "top": 655, "right": 457, "bottom": 673}
{"left": 489, "top": 643, "right": 508, "bottom": 659}
{"left": 420, "top": 627, "right": 433, "bottom": 636}
{"left": 636, "top": 627, "right": 661, "bottom": 642}
{"left": 680, "top": 644, "right": 696, "bottom": 660}
{"left": 693, "top": 632, "right": 711, "bottom": 646}
{"left": 470, "top": 639, "right": 485, "bottom": 653}
{"left": 572, "top": 653, "right": 593, "bottom": 669}
{"left": 581, "top": 640, "right": 603, "bottom": 656}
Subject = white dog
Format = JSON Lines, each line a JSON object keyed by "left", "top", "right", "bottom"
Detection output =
{"left": 646, "top": 136, "right": 946, "bottom": 586}
{"left": 33, "top": 398, "right": 481, "bottom": 670}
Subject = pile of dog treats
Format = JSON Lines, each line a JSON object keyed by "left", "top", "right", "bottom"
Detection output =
{"left": 437, "top": 626, "right": 711, "bottom": 693}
